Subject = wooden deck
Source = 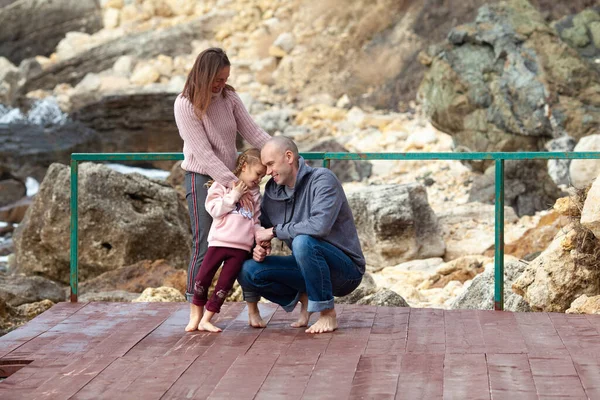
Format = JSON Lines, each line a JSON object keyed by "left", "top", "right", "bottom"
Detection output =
{"left": 1, "top": 302, "right": 600, "bottom": 399}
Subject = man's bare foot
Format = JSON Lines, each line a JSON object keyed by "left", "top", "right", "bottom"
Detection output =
{"left": 306, "top": 308, "right": 337, "bottom": 334}
{"left": 246, "top": 302, "right": 266, "bottom": 328}
{"left": 185, "top": 303, "right": 203, "bottom": 332}
{"left": 291, "top": 293, "right": 312, "bottom": 328}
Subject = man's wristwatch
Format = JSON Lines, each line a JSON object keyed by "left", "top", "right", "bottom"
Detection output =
{"left": 272, "top": 225, "right": 277, "bottom": 239}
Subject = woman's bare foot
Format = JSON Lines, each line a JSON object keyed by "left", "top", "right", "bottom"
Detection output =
{"left": 291, "top": 293, "right": 312, "bottom": 328}
{"left": 306, "top": 308, "right": 337, "bottom": 334}
{"left": 247, "top": 302, "right": 266, "bottom": 328}
{"left": 185, "top": 303, "right": 203, "bottom": 332}
{"left": 198, "top": 310, "right": 222, "bottom": 333}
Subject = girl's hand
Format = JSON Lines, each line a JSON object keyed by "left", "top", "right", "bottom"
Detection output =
{"left": 239, "top": 191, "right": 253, "bottom": 211}
{"left": 233, "top": 180, "right": 248, "bottom": 200}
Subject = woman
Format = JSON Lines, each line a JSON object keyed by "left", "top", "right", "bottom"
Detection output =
{"left": 174, "top": 48, "right": 270, "bottom": 315}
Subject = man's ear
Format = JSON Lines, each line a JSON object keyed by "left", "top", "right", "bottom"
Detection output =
{"left": 284, "top": 150, "right": 293, "bottom": 164}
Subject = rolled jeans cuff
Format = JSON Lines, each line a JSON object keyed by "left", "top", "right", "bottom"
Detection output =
{"left": 281, "top": 292, "right": 301, "bottom": 312}
{"left": 242, "top": 290, "right": 261, "bottom": 303}
{"left": 185, "top": 292, "right": 193, "bottom": 303}
{"left": 308, "top": 298, "right": 334, "bottom": 313}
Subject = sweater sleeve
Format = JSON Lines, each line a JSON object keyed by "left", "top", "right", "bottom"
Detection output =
{"left": 174, "top": 95, "right": 237, "bottom": 186}
{"left": 205, "top": 183, "right": 241, "bottom": 219}
{"left": 230, "top": 91, "right": 271, "bottom": 149}
{"left": 276, "top": 173, "right": 343, "bottom": 240}
{"left": 251, "top": 189, "right": 263, "bottom": 231}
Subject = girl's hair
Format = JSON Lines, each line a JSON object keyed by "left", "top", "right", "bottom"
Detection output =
{"left": 205, "top": 148, "right": 263, "bottom": 188}
{"left": 182, "top": 47, "right": 235, "bottom": 118}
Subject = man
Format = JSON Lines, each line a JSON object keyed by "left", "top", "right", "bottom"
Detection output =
{"left": 238, "top": 136, "right": 365, "bottom": 334}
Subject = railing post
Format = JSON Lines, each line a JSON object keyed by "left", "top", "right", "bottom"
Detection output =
{"left": 323, "top": 158, "right": 330, "bottom": 169}
{"left": 494, "top": 158, "right": 505, "bottom": 311}
{"left": 70, "top": 160, "right": 78, "bottom": 303}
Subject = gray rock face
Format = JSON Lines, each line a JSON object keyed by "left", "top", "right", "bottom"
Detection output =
{"left": 0, "top": 274, "right": 65, "bottom": 307}
{"left": 14, "top": 163, "right": 191, "bottom": 284}
{"left": 0, "top": 0, "right": 102, "bottom": 65}
{"left": 469, "top": 160, "right": 565, "bottom": 216}
{"left": 336, "top": 272, "right": 377, "bottom": 304}
{"left": 450, "top": 260, "right": 531, "bottom": 312}
{"left": 357, "top": 289, "right": 410, "bottom": 307}
{"left": 545, "top": 136, "right": 576, "bottom": 186}
{"left": 418, "top": 1, "right": 600, "bottom": 156}
{"left": 305, "top": 139, "right": 372, "bottom": 183}
{"left": 347, "top": 183, "right": 445, "bottom": 267}
{"left": 0, "top": 179, "right": 25, "bottom": 208}
{"left": 17, "top": 13, "right": 230, "bottom": 95}
{"left": 554, "top": 7, "right": 600, "bottom": 75}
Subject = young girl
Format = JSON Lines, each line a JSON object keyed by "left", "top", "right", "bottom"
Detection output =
{"left": 185, "top": 148, "right": 267, "bottom": 333}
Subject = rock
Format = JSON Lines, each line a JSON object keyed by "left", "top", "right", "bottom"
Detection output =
{"left": 451, "top": 260, "right": 530, "bottom": 312}
{"left": 0, "top": 179, "right": 26, "bottom": 208}
{"left": 512, "top": 225, "right": 600, "bottom": 312}
{"left": 79, "top": 259, "right": 187, "bottom": 295}
{"left": 78, "top": 290, "right": 139, "bottom": 302}
{"left": 570, "top": 134, "right": 600, "bottom": 188}
{"left": 304, "top": 139, "right": 372, "bottom": 183}
{"left": 554, "top": 7, "right": 600, "bottom": 74}
{"left": 270, "top": 32, "right": 295, "bottom": 56}
{"left": 70, "top": 91, "right": 182, "bottom": 170}
{"left": 566, "top": 294, "right": 600, "bottom": 314}
{"left": 469, "top": 160, "right": 565, "bottom": 217}
{"left": 356, "top": 289, "right": 409, "bottom": 307}
{"left": 384, "top": 257, "right": 444, "bottom": 274}
{"left": 423, "top": 255, "right": 490, "bottom": 290}
{"left": 130, "top": 64, "right": 161, "bottom": 85}
{"left": 347, "top": 183, "right": 445, "bottom": 267}
{"left": 0, "top": 57, "right": 20, "bottom": 105}
{"left": 0, "top": 0, "right": 102, "bottom": 65}
{"left": 0, "top": 197, "right": 32, "bottom": 224}
{"left": 16, "top": 299, "right": 54, "bottom": 319}
{"left": 335, "top": 272, "right": 377, "bottom": 304}
{"left": 17, "top": 13, "right": 231, "bottom": 95}
{"left": 545, "top": 136, "right": 576, "bottom": 186}
{"left": 418, "top": 1, "right": 600, "bottom": 156}
{"left": 112, "top": 55, "right": 136, "bottom": 77}
{"left": 581, "top": 177, "right": 600, "bottom": 239}
{"left": 0, "top": 274, "right": 65, "bottom": 307}
{"left": 254, "top": 108, "right": 294, "bottom": 134}
{"left": 133, "top": 286, "right": 186, "bottom": 302}
{"left": 14, "top": 163, "right": 191, "bottom": 284}
{"left": 437, "top": 202, "right": 518, "bottom": 261}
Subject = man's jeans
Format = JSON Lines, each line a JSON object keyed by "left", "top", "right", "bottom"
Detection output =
{"left": 238, "top": 235, "right": 363, "bottom": 313}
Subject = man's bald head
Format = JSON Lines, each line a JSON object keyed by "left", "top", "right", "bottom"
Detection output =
{"left": 263, "top": 136, "right": 299, "bottom": 161}
{"left": 261, "top": 136, "right": 300, "bottom": 187}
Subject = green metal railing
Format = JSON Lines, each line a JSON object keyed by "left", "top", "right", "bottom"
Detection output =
{"left": 70, "top": 151, "right": 600, "bottom": 310}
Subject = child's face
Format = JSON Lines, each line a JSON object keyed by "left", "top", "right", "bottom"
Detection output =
{"left": 240, "top": 162, "right": 266, "bottom": 189}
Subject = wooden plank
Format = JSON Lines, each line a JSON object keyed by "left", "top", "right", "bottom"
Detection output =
{"left": 347, "top": 354, "right": 401, "bottom": 400}
{"left": 443, "top": 353, "right": 490, "bottom": 400}
{"left": 207, "top": 353, "right": 280, "bottom": 400}
{"left": 513, "top": 312, "right": 569, "bottom": 357}
{"left": 395, "top": 353, "right": 443, "bottom": 399}
{"left": 478, "top": 310, "right": 527, "bottom": 354}
{"left": 406, "top": 308, "right": 445, "bottom": 353}
{"left": 486, "top": 354, "right": 537, "bottom": 400}
{"left": 444, "top": 310, "right": 486, "bottom": 354}
{"left": 301, "top": 353, "right": 361, "bottom": 400}
{"left": 529, "top": 356, "right": 587, "bottom": 398}
{"left": 254, "top": 352, "right": 321, "bottom": 400}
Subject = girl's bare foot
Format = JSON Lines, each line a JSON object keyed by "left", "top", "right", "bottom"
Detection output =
{"left": 198, "top": 310, "right": 222, "bottom": 333}
{"left": 185, "top": 303, "right": 203, "bottom": 332}
{"left": 246, "top": 302, "right": 266, "bottom": 328}
{"left": 306, "top": 308, "right": 337, "bottom": 334}
{"left": 291, "top": 293, "right": 312, "bottom": 328}
{"left": 198, "top": 320, "right": 223, "bottom": 333}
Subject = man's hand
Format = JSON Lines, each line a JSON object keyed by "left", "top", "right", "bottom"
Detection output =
{"left": 253, "top": 244, "right": 269, "bottom": 262}
{"left": 255, "top": 227, "right": 274, "bottom": 243}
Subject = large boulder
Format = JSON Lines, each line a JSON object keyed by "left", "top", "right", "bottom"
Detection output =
{"left": 304, "top": 139, "right": 372, "bottom": 183}
{"left": 14, "top": 162, "right": 191, "bottom": 284}
{"left": 554, "top": 7, "right": 600, "bottom": 75}
{"left": 469, "top": 160, "right": 565, "bottom": 216}
{"left": 0, "top": 0, "right": 102, "bottom": 65}
{"left": 418, "top": 0, "right": 600, "bottom": 156}
{"left": 0, "top": 274, "right": 65, "bottom": 307}
{"left": 347, "top": 183, "right": 445, "bottom": 267}
{"left": 512, "top": 224, "right": 600, "bottom": 312}
{"left": 450, "top": 260, "right": 531, "bottom": 311}
{"left": 569, "top": 134, "right": 600, "bottom": 188}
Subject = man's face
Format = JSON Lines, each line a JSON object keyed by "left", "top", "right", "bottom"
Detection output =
{"left": 261, "top": 143, "right": 294, "bottom": 187}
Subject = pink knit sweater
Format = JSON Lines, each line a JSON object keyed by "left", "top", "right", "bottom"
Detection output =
{"left": 174, "top": 90, "right": 270, "bottom": 186}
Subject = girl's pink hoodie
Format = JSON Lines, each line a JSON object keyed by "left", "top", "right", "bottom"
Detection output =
{"left": 205, "top": 182, "right": 263, "bottom": 252}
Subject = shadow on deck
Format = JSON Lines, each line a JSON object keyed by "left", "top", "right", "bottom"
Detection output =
{"left": 0, "top": 301, "right": 599, "bottom": 399}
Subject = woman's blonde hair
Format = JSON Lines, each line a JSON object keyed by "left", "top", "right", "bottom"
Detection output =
{"left": 206, "top": 148, "right": 263, "bottom": 188}
{"left": 182, "top": 47, "right": 235, "bottom": 118}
